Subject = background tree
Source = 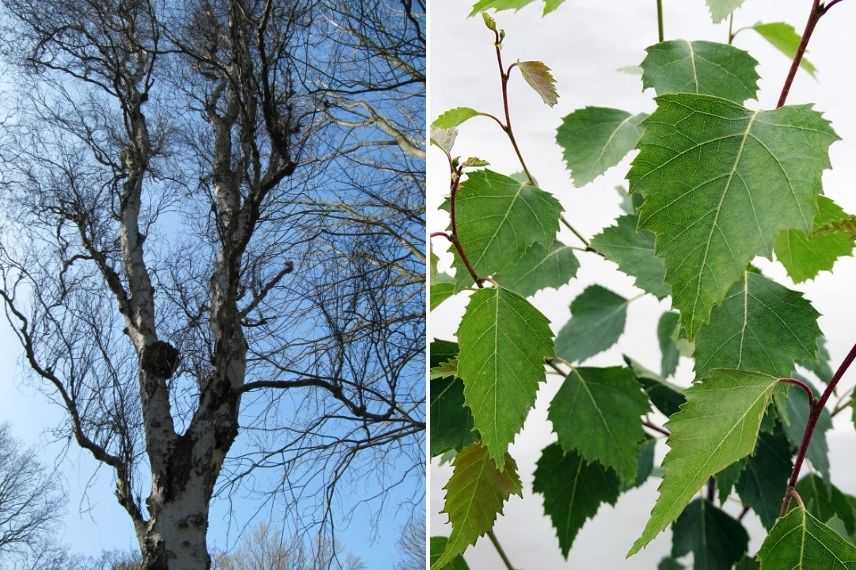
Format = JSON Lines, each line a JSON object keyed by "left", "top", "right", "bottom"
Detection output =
{"left": 0, "top": 0, "right": 424, "bottom": 568}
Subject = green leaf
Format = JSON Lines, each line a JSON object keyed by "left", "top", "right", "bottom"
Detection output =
{"left": 757, "top": 505, "right": 856, "bottom": 568}
{"left": 735, "top": 427, "right": 792, "bottom": 528}
{"left": 658, "top": 311, "right": 681, "bottom": 378}
{"left": 556, "top": 107, "right": 646, "bottom": 186}
{"left": 641, "top": 40, "right": 759, "bottom": 102}
{"left": 735, "top": 556, "right": 759, "bottom": 570}
{"left": 694, "top": 271, "right": 821, "bottom": 377}
{"left": 705, "top": 0, "right": 746, "bottom": 23}
{"left": 517, "top": 61, "right": 559, "bottom": 107}
{"left": 548, "top": 367, "right": 649, "bottom": 483}
{"left": 433, "top": 443, "right": 522, "bottom": 569}
{"left": 456, "top": 170, "right": 562, "bottom": 278}
{"left": 494, "top": 240, "right": 579, "bottom": 297}
{"left": 629, "top": 369, "right": 779, "bottom": 555}
{"left": 457, "top": 287, "right": 553, "bottom": 466}
{"left": 431, "top": 251, "right": 458, "bottom": 311}
{"left": 591, "top": 214, "right": 670, "bottom": 299}
{"left": 802, "top": 336, "right": 833, "bottom": 382}
{"left": 658, "top": 558, "right": 685, "bottom": 570}
{"left": 775, "top": 196, "right": 855, "bottom": 283}
{"left": 671, "top": 498, "right": 750, "bottom": 569}
{"left": 554, "top": 285, "right": 628, "bottom": 363}
{"left": 431, "top": 357, "right": 458, "bottom": 380}
{"left": 430, "top": 537, "right": 470, "bottom": 570}
{"left": 431, "top": 126, "right": 458, "bottom": 153}
{"left": 796, "top": 474, "right": 856, "bottom": 535}
{"left": 533, "top": 443, "right": 621, "bottom": 558}
{"left": 751, "top": 22, "right": 816, "bottom": 77}
{"left": 431, "top": 377, "right": 478, "bottom": 457}
{"left": 628, "top": 437, "right": 658, "bottom": 490}
{"left": 469, "top": 0, "right": 565, "bottom": 16}
{"left": 631, "top": 94, "right": 837, "bottom": 338}
{"left": 775, "top": 383, "right": 831, "bottom": 478}
{"left": 625, "top": 356, "right": 686, "bottom": 417}
{"left": 434, "top": 107, "right": 481, "bottom": 129}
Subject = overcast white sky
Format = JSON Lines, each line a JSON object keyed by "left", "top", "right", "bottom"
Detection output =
{"left": 428, "top": 0, "right": 856, "bottom": 567}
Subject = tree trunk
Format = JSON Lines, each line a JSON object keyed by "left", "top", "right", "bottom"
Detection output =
{"left": 139, "top": 493, "right": 211, "bottom": 570}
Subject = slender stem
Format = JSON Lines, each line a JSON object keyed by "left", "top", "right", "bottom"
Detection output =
{"left": 448, "top": 167, "right": 484, "bottom": 287}
{"left": 777, "top": 0, "right": 824, "bottom": 108}
{"left": 707, "top": 477, "right": 716, "bottom": 502}
{"left": 728, "top": 13, "right": 735, "bottom": 44}
{"left": 492, "top": 32, "right": 535, "bottom": 186}
{"left": 738, "top": 505, "right": 750, "bottom": 521}
{"left": 779, "top": 377, "right": 817, "bottom": 409}
{"left": 430, "top": 231, "right": 452, "bottom": 242}
{"left": 781, "top": 343, "right": 856, "bottom": 514}
{"left": 656, "top": 0, "right": 664, "bottom": 42}
{"left": 487, "top": 529, "right": 516, "bottom": 570}
{"left": 832, "top": 397, "right": 853, "bottom": 417}
{"left": 643, "top": 419, "right": 670, "bottom": 437}
{"left": 560, "top": 215, "right": 592, "bottom": 249}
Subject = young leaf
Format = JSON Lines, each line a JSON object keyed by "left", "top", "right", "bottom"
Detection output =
{"left": 757, "top": 505, "right": 856, "bottom": 568}
{"left": 705, "top": 0, "right": 746, "bottom": 23}
{"left": 591, "top": 214, "right": 670, "bottom": 299}
{"left": 641, "top": 40, "right": 759, "bottom": 102}
{"left": 533, "top": 443, "right": 621, "bottom": 558}
{"left": 494, "top": 241, "right": 579, "bottom": 297}
{"left": 751, "top": 22, "right": 817, "bottom": 76}
{"left": 548, "top": 367, "right": 649, "bottom": 483}
{"left": 671, "top": 498, "right": 750, "bottom": 569}
{"left": 433, "top": 443, "right": 522, "bottom": 569}
{"left": 517, "top": 61, "right": 559, "bottom": 107}
{"left": 775, "top": 196, "right": 855, "bottom": 283}
{"left": 796, "top": 474, "right": 856, "bottom": 535}
{"left": 625, "top": 356, "right": 686, "bottom": 417}
{"left": 658, "top": 311, "right": 681, "bottom": 378}
{"left": 430, "top": 537, "right": 470, "bottom": 570}
{"left": 629, "top": 369, "right": 780, "bottom": 555}
{"left": 469, "top": 0, "right": 565, "bottom": 16}
{"left": 631, "top": 94, "right": 837, "bottom": 338}
{"left": 457, "top": 287, "right": 553, "bottom": 466}
{"left": 554, "top": 285, "right": 628, "bottom": 363}
{"left": 433, "top": 107, "right": 481, "bottom": 129}
{"left": 694, "top": 271, "right": 821, "bottom": 377}
{"left": 556, "top": 107, "right": 646, "bottom": 186}
{"left": 775, "top": 383, "right": 831, "bottom": 479}
{"left": 735, "top": 428, "right": 792, "bottom": 529}
{"left": 431, "top": 126, "right": 458, "bottom": 153}
{"left": 456, "top": 170, "right": 562, "bottom": 278}
{"left": 431, "top": 376, "right": 478, "bottom": 457}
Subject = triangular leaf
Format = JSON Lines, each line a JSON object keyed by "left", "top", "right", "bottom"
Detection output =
{"left": 533, "top": 443, "right": 621, "bottom": 558}
{"left": 556, "top": 107, "right": 646, "bottom": 186}
{"left": 431, "top": 376, "right": 478, "bottom": 457}
{"left": 641, "top": 40, "right": 759, "bottom": 102}
{"left": 434, "top": 107, "right": 481, "bottom": 129}
{"left": 494, "top": 240, "right": 579, "bottom": 297}
{"left": 548, "top": 366, "right": 649, "bottom": 483}
{"left": 757, "top": 505, "right": 856, "bottom": 568}
{"left": 555, "top": 285, "right": 628, "bottom": 363}
{"left": 591, "top": 214, "right": 670, "bottom": 299}
{"left": 671, "top": 498, "right": 750, "bottom": 569}
{"left": 631, "top": 94, "right": 837, "bottom": 338}
{"left": 629, "top": 369, "right": 779, "bottom": 555}
{"left": 430, "top": 537, "right": 470, "bottom": 570}
{"left": 694, "top": 271, "right": 820, "bottom": 377}
{"left": 517, "top": 61, "right": 559, "bottom": 107}
{"left": 433, "top": 443, "right": 522, "bottom": 569}
{"left": 775, "top": 195, "right": 855, "bottom": 283}
{"left": 456, "top": 170, "right": 562, "bottom": 278}
{"left": 658, "top": 311, "right": 681, "bottom": 378}
{"left": 457, "top": 287, "right": 553, "bottom": 466}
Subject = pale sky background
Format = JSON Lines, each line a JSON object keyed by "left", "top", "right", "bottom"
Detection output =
{"left": 429, "top": 0, "right": 856, "bottom": 568}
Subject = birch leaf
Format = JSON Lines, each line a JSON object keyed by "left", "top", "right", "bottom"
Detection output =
{"left": 554, "top": 285, "right": 628, "bottom": 363}
{"left": 548, "top": 367, "right": 649, "bottom": 483}
{"left": 433, "top": 107, "right": 481, "bottom": 129}
{"left": 457, "top": 287, "right": 553, "bottom": 466}
{"left": 694, "top": 271, "right": 820, "bottom": 377}
{"left": 469, "top": 0, "right": 565, "bottom": 16}
{"left": 705, "top": 0, "right": 746, "bottom": 23}
{"left": 629, "top": 369, "right": 779, "bottom": 555}
{"left": 735, "top": 427, "right": 792, "bottom": 529}
{"left": 631, "top": 94, "right": 837, "bottom": 338}
{"left": 671, "top": 498, "right": 750, "bottom": 569}
{"left": 494, "top": 241, "right": 579, "bottom": 297}
{"left": 533, "top": 443, "right": 621, "bottom": 558}
{"left": 796, "top": 474, "right": 856, "bottom": 535}
{"left": 658, "top": 311, "right": 681, "bottom": 378}
{"left": 757, "top": 505, "right": 856, "bottom": 569}
{"left": 456, "top": 170, "right": 562, "bottom": 278}
{"left": 641, "top": 40, "right": 759, "bottom": 102}
{"left": 556, "top": 107, "right": 646, "bottom": 186}
{"left": 591, "top": 214, "right": 670, "bottom": 299}
{"left": 432, "top": 443, "right": 522, "bottom": 569}
{"left": 430, "top": 537, "right": 470, "bottom": 570}
{"left": 517, "top": 61, "right": 559, "bottom": 107}
{"left": 751, "top": 22, "right": 816, "bottom": 76}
